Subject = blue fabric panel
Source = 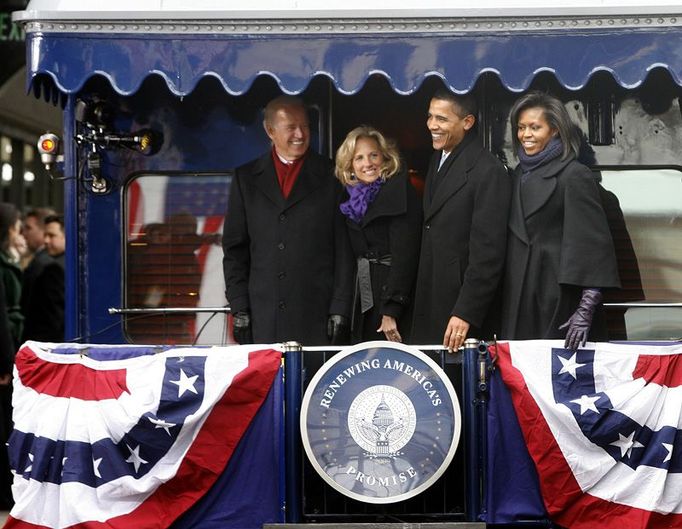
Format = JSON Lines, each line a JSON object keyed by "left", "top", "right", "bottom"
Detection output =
{"left": 171, "top": 368, "right": 285, "bottom": 528}
{"left": 485, "top": 368, "right": 549, "bottom": 525}
{"left": 25, "top": 29, "right": 682, "bottom": 96}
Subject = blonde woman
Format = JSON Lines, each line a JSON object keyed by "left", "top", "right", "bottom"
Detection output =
{"left": 336, "top": 126, "right": 422, "bottom": 343}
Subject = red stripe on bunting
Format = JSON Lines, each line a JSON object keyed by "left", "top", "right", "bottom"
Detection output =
{"left": 14, "top": 345, "right": 129, "bottom": 401}
{"left": 5, "top": 348, "right": 281, "bottom": 529}
{"left": 632, "top": 353, "right": 682, "bottom": 388}
{"left": 4, "top": 517, "right": 43, "bottom": 529}
{"left": 492, "top": 342, "right": 682, "bottom": 529}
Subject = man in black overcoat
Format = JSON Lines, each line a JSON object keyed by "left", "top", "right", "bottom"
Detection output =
{"left": 411, "top": 91, "right": 511, "bottom": 350}
{"left": 22, "top": 214, "right": 65, "bottom": 343}
{"left": 20, "top": 208, "right": 55, "bottom": 322}
{"left": 222, "top": 95, "right": 352, "bottom": 345}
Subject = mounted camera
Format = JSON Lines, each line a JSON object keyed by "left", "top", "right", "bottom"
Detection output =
{"left": 73, "top": 99, "right": 163, "bottom": 193}
{"left": 74, "top": 99, "right": 163, "bottom": 156}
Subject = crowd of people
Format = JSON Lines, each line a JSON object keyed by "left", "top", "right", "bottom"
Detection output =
{"left": 223, "top": 91, "right": 620, "bottom": 350}
{"left": 0, "top": 205, "right": 65, "bottom": 508}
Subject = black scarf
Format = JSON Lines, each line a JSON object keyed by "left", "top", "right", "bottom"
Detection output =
{"left": 518, "top": 136, "right": 564, "bottom": 180}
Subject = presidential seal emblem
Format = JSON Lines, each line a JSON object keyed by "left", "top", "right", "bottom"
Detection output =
{"left": 347, "top": 385, "right": 416, "bottom": 459}
{"left": 300, "top": 341, "right": 461, "bottom": 504}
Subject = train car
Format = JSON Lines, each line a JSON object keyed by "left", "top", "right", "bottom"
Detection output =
{"left": 9, "top": 1, "right": 682, "bottom": 528}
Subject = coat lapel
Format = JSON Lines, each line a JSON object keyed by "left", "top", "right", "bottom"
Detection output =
{"left": 508, "top": 172, "right": 529, "bottom": 244}
{"left": 424, "top": 138, "right": 480, "bottom": 221}
{"left": 251, "top": 153, "right": 285, "bottom": 208}
{"left": 520, "top": 156, "right": 573, "bottom": 219}
{"left": 360, "top": 171, "right": 407, "bottom": 227}
{"left": 422, "top": 152, "right": 439, "bottom": 213}
{"left": 284, "top": 153, "right": 327, "bottom": 209}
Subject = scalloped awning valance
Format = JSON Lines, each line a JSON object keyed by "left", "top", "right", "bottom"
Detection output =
{"left": 24, "top": 26, "right": 682, "bottom": 98}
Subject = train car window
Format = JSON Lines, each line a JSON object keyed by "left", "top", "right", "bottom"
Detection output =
{"left": 123, "top": 172, "right": 231, "bottom": 345}
{"left": 598, "top": 168, "right": 682, "bottom": 340}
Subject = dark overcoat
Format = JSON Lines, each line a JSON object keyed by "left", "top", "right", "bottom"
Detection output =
{"left": 500, "top": 155, "right": 621, "bottom": 341}
{"left": 222, "top": 150, "right": 353, "bottom": 345}
{"left": 22, "top": 254, "right": 65, "bottom": 343}
{"left": 411, "top": 135, "right": 511, "bottom": 344}
{"left": 0, "top": 251, "right": 22, "bottom": 352}
{"left": 20, "top": 248, "right": 53, "bottom": 316}
{"left": 343, "top": 170, "right": 422, "bottom": 343}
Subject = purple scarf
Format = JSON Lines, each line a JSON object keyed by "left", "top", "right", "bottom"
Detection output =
{"left": 518, "top": 136, "right": 564, "bottom": 177}
{"left": 339, "top": 179, "right": 384, "bottom": 223}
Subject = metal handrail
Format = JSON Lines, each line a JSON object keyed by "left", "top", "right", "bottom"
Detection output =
{"left": 108, "top": 306, "right": 231, "bottom": 314}
{"left": 604, "top": 302, "right": 682, "bottom": 307}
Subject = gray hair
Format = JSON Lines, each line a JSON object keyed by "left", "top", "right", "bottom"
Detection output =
{"left": 263, "top": 95, "right": 307, "bottom": 126}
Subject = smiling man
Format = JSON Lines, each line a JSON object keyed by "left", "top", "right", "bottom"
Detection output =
{"left": 411, "top": 90, "right": 511, "bottom": 350}
{"left": 223, "top": 95, "right": 352, "bottom": 346}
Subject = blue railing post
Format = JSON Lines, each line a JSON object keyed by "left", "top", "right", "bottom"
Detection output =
{"left": 462, "top": 338, "right": 489, "bottom": 521}
{"left": 283, "top": 342, "right": 303, "bottom": 523}
{"left": 476, "top": 341, "right": 490, "bottom": 523}
{"left": 62, "top": 95, "right": 80, "bottom": 341}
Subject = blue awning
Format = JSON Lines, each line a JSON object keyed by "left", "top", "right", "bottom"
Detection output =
{"left": 25, "top": 27, "right": 682, "bottom": 97}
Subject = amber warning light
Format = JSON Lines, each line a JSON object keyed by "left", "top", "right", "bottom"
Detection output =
{"left": 40, "top": 137, "right": 57, "bottom": 153}
{"left": 38, "top": 133, "right": 60, "bottom": 155}
{"left": 37, "top": 133, "right": 62, "bottom": 170}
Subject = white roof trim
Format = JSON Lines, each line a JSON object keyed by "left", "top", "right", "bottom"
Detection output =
{"left": 16, "top": 15, "right": 682, "bottom": 36}
{"left": 12, "top": 0, "right": 682, "bottom": 23}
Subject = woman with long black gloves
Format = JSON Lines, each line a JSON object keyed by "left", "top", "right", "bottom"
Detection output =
{"left": 500, "top": 92, "right": 620, "bottom": 350}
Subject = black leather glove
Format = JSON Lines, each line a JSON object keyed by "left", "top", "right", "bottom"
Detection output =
{"left": 559, "top": 288, "right": 602, "bottom": 351}
{"left": 327, "top": 314, "right": 350, "bottom": 345}
{"left": 232, "top": 310, "right": 253, "bottom": 344}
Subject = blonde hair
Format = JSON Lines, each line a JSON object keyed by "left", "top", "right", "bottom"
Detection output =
{"left": 335, "top": 126, "right": 401, "bottom": 186}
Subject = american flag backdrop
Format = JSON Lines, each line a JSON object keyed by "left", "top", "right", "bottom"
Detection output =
{"left": 126, "top": 174, "right": 232, "bottom": 344}
{"left": 4, "top": 341, "right": 283, "bottom": 529}
{"left": 492, "top": 340, "right": 682, "bottom": 529}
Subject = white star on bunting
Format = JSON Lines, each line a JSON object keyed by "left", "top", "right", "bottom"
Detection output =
{"left": 93, "top": 457, "right": 103, "bottom": 478}
{"left": 610, "top": 431, "right": 644, "bottom": 458}
{"left": 663, "top": 443, "right": 673, "bottom": 463}
{"left": 570, "top": 394, "right": 601, "bottom": 415}
{"left": 558, "top": 353, "right": 586, "bottom": 379}
{"left": 125, "top": 444, "right": 149, "bottom": 473}
{"left": 170, "top": 368, "right": 199, "bottom": 397}
{"left": 149, "top": 415, "right": 177, "bottom": 435}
